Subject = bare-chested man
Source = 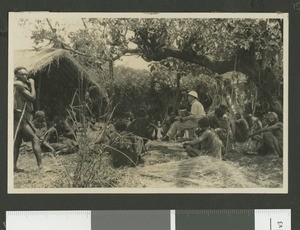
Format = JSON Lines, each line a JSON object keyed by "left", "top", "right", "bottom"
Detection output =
{"left": 249, "top": 112, "right": 283, "bottom": 158}
{"left": 14, "top": 67, "right": 43, "bottom": 172}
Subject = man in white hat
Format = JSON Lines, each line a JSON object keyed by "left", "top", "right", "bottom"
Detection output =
{"left": 162, "top": 90, "right": 206, "bottom": 141}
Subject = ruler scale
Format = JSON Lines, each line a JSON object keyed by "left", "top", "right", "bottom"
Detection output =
{"left": 6, "top": 209, "right": 290, "bottom": 230}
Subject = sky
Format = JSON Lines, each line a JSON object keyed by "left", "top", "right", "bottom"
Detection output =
{"left": 10, "top": 16, "right": 150, "bottom": 70}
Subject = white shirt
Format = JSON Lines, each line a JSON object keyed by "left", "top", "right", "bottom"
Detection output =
{"left": 190, "top": 99, "right": 206, "bottom": 121}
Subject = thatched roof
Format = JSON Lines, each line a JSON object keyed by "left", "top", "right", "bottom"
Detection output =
{"left": 14, "top": 48, "right": 102, "bottom": 90}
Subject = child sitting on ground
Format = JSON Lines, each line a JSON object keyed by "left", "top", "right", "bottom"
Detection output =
{"left": 32, "top": 111, "right": 56, "bottom": 155}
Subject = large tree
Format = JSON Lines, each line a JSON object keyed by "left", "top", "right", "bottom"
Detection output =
{"left": 25, "top": 17, "right": 284, "bottom": 115}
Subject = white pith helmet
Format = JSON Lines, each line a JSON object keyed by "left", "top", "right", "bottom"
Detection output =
{"left": 187, "top": 90, "right": 198, "bottom": 99}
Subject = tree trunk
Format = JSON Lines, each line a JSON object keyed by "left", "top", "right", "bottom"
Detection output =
{"left": 252, "top": 87, "right": 258, "bottom": 116}
{"left": 173, "top": 73, "right": 181, "bottom": 115}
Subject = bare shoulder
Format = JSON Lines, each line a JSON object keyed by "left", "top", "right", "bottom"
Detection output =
{"left": 14, "top": 80, "right": 28, "bottom": 90}
{"left": 200, "top": 130, "right": 210, "bottom": 139}
{"left": 14, "top": 80, "right": 26, "bottom": 86}
{"left": 275, "top": 122, "right": 283, "bottom": 128}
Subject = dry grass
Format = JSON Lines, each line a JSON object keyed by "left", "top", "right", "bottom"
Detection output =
{"left": 133, "top": 141, "right": 283, "bottom": 188}
{"left": 14, "top": 139, "right": 283, "bottom": 189}
{"left": 136, "top": 156, "right": 257, "bottom": 188}
{"left": 14, "top": 150, "right": 76, "bottom": 188}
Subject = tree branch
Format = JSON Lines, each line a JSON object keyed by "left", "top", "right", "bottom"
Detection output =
{"left": 125, "top": 46, "right": 255, "bottom": 75}
{"left": 63, "top": 45, "right": 95, "bottom": 58}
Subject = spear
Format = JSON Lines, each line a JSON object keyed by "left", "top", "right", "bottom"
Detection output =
{"left": 13, "top": 102, "right": 27, "bottom": 144}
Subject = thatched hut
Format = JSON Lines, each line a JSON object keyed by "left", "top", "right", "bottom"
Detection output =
{"left": 14, "top": 48, "right": 104, "bottom": 120}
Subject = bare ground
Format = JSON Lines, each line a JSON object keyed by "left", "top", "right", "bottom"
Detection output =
{"left": 14, "top": 141, "right": 283, "bottom": 189}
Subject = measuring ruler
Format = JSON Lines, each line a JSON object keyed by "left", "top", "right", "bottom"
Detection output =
{"left": 6, "top": 209, "right": 290, "bottom": 230}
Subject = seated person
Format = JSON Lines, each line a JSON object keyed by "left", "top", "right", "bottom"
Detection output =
{"left": 108, "top": 119, "right": 144, "bottom": 167}
{"left": 183, "top": 117, "right": 223, "bottom": 159}
{"left": 162, "top": 91, "right": 206, "bottom": 141}
{"left": 64, "top": 110, "right": 78, "bottom": 138}
{"left": 45, "top": 116, "right": 79, "bottom": 155}
{"left": 249, "top": 112, "right": 283, "bottom": 157}
{"left": 89, "top": 115, "right": 100, "bottom": 131}
{"left": 219, "top": 104, "right": 230, "bottom": 120}
{"left": 234, "top": 113, "right": 249, "bottom": 142}
{"left": 161, "top": 106, "right": 175, "bottom": 137}
{"left": 209, "top": 107, "right": 226, "bottom": 129}
{"left": 243, "top": 114, "right": 263, "bottom": 154}
{"left": 127, "top": 108, "right": 158, "bottom": 145}
{"left": 32, "top": 111, "right": 56, "bottom": 155}
{"left": 210, "top": 107, "right": 230, "bottom": 148}
{"left": 124, "top": 111, "right": 134, "bottom": 127}
{"left": 245, "top": 114, "right": 263, "bottom": 131}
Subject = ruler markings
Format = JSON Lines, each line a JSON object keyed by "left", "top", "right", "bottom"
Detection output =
{"left": 255, "top": 209, "right": 291, "bottom": 230}
{"left": 6, "top": 209, "right": 291, "bottom": 230}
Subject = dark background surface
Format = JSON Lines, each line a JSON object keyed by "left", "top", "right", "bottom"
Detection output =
{"left": 176, "top": 210, "right": 254, "bottom": 230}
{"left": 0, "top": 0, "right": 299, "bottom": 229}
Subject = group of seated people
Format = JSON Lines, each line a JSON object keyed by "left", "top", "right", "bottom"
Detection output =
{"left": 159, "top": 91, "right": 283, "bottom": 159}
{"left": 23, "top": 106, "right": 156, "bottom": 168}
{"left": 31, "top": 110, "right": 79, "bottom": 156}
{"left": 184, "top": 108, "right": 282, "bottom": 159}
{"left": 30, "top": 93, "right": 283, "bottom": 168}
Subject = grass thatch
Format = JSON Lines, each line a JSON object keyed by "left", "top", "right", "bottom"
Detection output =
{"left": 14, "top": 48, "right": 102, "bottom": 92}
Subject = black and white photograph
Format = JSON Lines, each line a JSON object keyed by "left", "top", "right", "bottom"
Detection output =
{"left": 8, "top": 12, "right": 288, "bottom": 193}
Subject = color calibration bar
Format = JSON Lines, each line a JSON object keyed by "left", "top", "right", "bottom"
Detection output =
{"left": 6, "top": 209, "right": 291, "bottom": 230}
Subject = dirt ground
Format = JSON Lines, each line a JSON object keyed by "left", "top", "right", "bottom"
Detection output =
{"left": 14, "top": 140, "right": 283, "bottom": 189}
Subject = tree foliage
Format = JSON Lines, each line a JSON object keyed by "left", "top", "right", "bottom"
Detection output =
{"left": 21, "top": 17, "right": 284, "bottom": 117}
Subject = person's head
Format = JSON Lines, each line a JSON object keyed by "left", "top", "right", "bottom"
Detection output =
{"left": 91, "top": 116, "right": 96, "bottom": 124}
{"left": 114, "top": 119, "right": 127, "bottom": 132}
{"left": 14, "top": 66, "right": 28, "bottom": 82}
{"left": 265, "top": 112, "right": 278, "bottom": 125}
{"left": 214, "top": 107, "right": 225, "bottom": 119}
{"left": 136, "top": 108, "right": 147, "bottom": 118}
{"left": 198, "top": 117, "right": 210, "bottom": 129}
{"left": 125, "top": 111, "right": 134, "bottom": 121}
{"left": 219, "top": 104, "right": 228, "bottom": 113}
{"left": 235, "top": 113, "right": 241, "bottom": 120}
{"left": 34, "top": 111, "right": 46, "bottom": 122}
{"left": 187, "top": 90, "right": 198, "bottom": 103}
{"left": 53, "top": 116, "right": 65, "bottom": 132}
{"left": 84, "top": 91, "right": 90, "bottom": 100}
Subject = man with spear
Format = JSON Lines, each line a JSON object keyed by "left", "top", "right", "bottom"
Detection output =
{"left": 13, "top": 67, "right": 43, "bottom": 172}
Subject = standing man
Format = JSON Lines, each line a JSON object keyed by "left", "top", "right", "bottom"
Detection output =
{"left": 14, "top": 66, "right": 43, "bottom": 172}
{"left": 162, "top": 91, "right": 206, "bottom": 141}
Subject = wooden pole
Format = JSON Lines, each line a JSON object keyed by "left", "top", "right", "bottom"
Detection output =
{"left": 36, "top": 75, "right": 42, "bottom": 110}
{"left": 173, "top": 73, "right": 181, "bottom": 115}
{"left": 224, "top": 54, "right": 237, "bottom": 156}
